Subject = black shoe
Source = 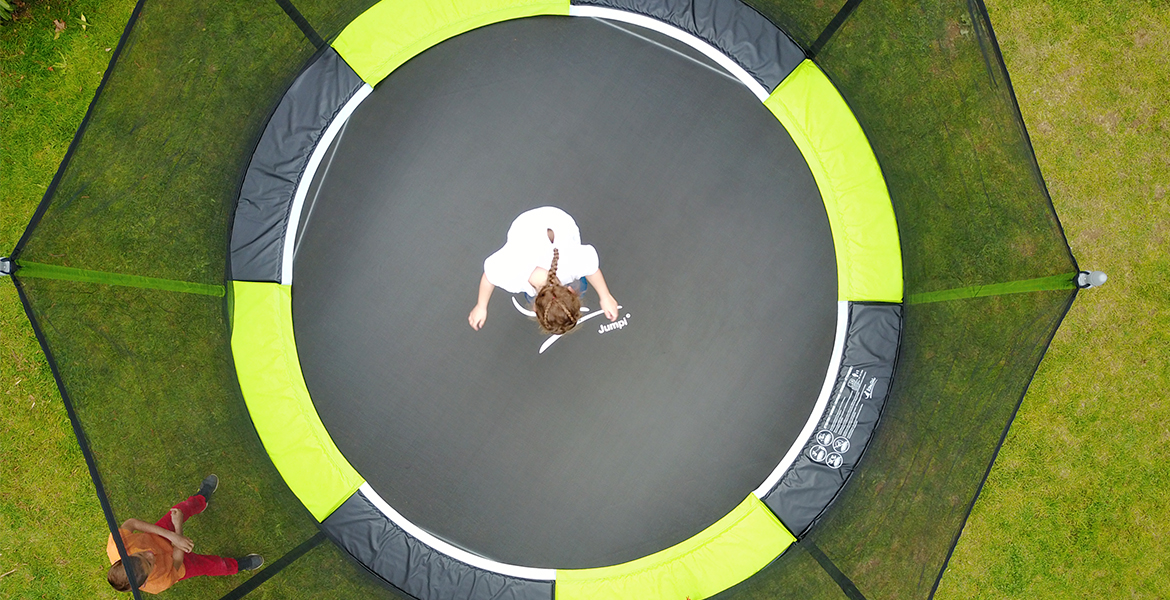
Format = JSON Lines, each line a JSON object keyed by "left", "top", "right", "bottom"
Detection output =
{"left": 237, "top": 554, "right": 264, "bottom": 571}
{"left": 197, "top": 474, "right": 218, "bottom": 502}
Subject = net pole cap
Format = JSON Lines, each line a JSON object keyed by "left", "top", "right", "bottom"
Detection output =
{"left": 1076, "top": 270, "right": 1107, "bottom": 289}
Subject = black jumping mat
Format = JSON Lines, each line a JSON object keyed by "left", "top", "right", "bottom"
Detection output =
{"left": 292, "top": 16, "right": 835, "bottom": 569}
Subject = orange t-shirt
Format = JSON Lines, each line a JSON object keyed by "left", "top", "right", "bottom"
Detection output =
{"left": 107, "top": 529, "right": 186, "bottom": 594}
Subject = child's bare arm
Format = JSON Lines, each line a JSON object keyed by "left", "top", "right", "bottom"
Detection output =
{"left": 170, "top": 509, "right": 184, "bottom": 536}
{"left": 169, "top": 510, "right": 190, "bottom": 569}
{"left": 121, "top": 517, "right": 194, "bottom": 553}
{"left": 585, "top": 269, "right": 618, "bottom": 321}
{"left": 468, "top": 273, "right": 495, "bottom": 330}
{"left": 121, "top": 518, "right": 171, "bottom": 537}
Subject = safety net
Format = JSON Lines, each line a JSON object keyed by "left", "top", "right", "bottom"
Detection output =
{"left": 8, "top": 0, "right": 1077, "bottom": 599}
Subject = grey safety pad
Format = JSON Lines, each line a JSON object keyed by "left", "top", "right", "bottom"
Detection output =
{"left": 230, "top": 48, "right": 364, "bottom": 282}
{"left": 573, "top": 0, "right": 805, "bottom": 91}
{"left": 764, "top": 303, "right": 903, "bottom": 536}
{"left": 321, "top": 492, "right": 555, "bottom": 600}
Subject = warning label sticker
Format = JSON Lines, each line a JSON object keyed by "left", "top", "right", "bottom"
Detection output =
{"left": 808, "top": 366, "right": 878, "bottom": 470}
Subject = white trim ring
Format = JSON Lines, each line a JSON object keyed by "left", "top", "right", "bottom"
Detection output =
{"left": 282, "top": 83, "right": 374, "bottom": 285}
{"left": 754, "top": 300, "right": 850, "bottom": 498}
{"left": 568, "top": 6, "right": 770, "bottom": 101}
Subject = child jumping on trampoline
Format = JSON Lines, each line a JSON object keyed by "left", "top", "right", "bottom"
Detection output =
{"left": 468, "top": 206, "right": 618, "bottom": 334}
{"left": 106, "top": 475, "right": 263, "bottom": 594}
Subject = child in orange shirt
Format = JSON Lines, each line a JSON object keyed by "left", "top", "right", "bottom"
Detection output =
{"left": 106, "top": 475, "right": 262, "bottom": 594}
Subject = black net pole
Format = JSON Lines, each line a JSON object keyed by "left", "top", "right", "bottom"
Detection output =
{"left": 272, "top": 0, "right": 326, "bottom": 49}
{"left": 808, "top": 0, "right": 865, "bottom": 59}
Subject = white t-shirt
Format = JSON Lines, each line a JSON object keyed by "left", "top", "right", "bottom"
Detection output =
{"left": 483, "top": 206, "right": 600, "bottom": 296}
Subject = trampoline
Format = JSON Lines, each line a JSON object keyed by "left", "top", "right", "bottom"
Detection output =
{"left": 228, "top": 1, "right": 904, "bottom": 598}
{"left": 7, "top": 0, "right": 1090, "bottom": 598}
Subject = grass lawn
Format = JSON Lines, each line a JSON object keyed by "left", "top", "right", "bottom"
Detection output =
{"left": 2, "top": 0, "right": 1167, "bottom": 598}
{"left": 935, "top": 1, "right": 1170, "bottom": 598}
{"left": 2, "top": 3, "right": 138, "bottom": 598}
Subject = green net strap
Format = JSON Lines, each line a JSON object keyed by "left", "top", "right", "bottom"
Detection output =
{"left": 13, "top": 261, "right": 225, "bottom": 297}
{"left": 908, "top": 272, "right": 1077, "bottom": 304}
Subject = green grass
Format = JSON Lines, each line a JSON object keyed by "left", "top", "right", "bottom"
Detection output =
{"left": 934, "top": 0, "right": 1170, "bottom": 598}
{"left": 2, "top": 1, "right": 1168, "bottom": 599}
{"left": 2, "top": 3, "right": 137, "bottom": 598}
{"left": 2, "top": 3, "right": 404, "bottom": 599}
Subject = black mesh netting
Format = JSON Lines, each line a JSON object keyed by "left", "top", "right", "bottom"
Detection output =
{"left": 10, "top": 0, "right": 1076, "bottom": 599}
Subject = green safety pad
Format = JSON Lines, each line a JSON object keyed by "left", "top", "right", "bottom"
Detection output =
{"left": 333, "top": 0, "right": 570, "bottom": 85}
{"left": 230, "top": 281, "right": 363, "bottom": 521}
{"left": 556, "top": 495, "right": 794, "bottom": 600}
{"left": 765, "top": 60, "right": 903, "bottom": 303}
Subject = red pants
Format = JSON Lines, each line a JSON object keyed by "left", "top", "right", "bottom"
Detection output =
{"left": 156, "top": 495, "right": 239, "bottom": 579}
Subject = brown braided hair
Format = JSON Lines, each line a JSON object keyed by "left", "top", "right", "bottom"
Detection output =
{"left": 534, "top": 248, "right": 582, "bottom": 334}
